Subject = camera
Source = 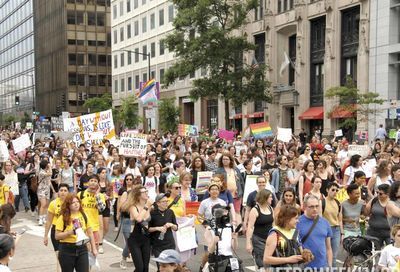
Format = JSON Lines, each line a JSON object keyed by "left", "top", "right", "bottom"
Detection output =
{"left": 203, "top": 204, "right": 231, "bottom": 233}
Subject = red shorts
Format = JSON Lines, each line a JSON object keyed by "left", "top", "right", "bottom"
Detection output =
{"left": 233, "top": 198, "right": 242, "bottom": 212}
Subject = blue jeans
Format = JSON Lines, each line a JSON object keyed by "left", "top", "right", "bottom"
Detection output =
{"left": 15, "top": 183, "right": 30, "bottom": 210}
{"left": 121, "top": 217, "right": 131, "bottom": 259}
{"left": 331, "top": 226, "right": 341, "bottom": 268}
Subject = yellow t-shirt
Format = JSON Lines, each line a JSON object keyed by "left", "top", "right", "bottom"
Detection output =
{"left": 274, "top": 226, "right": 296, "bottom": 250}
{"left": 168, "top": 196, "right": 185, "bottom": 218}
{"left": 78, "top": 190, "right": 105, "bottom": 232}
{"left": 55, "top": 212, "right": 91, "bottom": 244}
{"left": 48, "top": 198, "right": 63, "bottom": 225}
{"left": 0, "top": 184, "right": 10, "bottom": 206}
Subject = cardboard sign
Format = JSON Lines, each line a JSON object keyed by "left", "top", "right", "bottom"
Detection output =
{"left": 277, "top": 127, "right": 292, "bottom": 143}
{"left": 56, "top": 131, "right": 75, "bottom": 141}
{"left": 362, "top": 159, "right": 377, "bottom": 178}
{"left": 178, "top": 124, "right": 199, "bottom": 137}
{"left": 242, "top": 175, "right": 259, "bottom": 206}
{"left": 12, "top": 134, "right": 31, "bottom": 153}
{"left": 335, "top": 129, "right": 343, "bottom": 137}
{"left": 176, "top": 226, "right": 197, "bottom": 252}
{"left": 51, "top": 116, "right": 64, "bottom": 131}
{"left": 26, "top": 122, "right": 32, "bottom": 130}
{"left": 0, "top": 140, "right": 9, "bottom": 162}
{"left": 358, "top": 131, "right": 368, "bottom": 140}
{"left": 218, "top": 129, "right": 235, "bottom": 141}
{"left": 196, "top": 171, "right": 213, "bottom": 195}
{"left": 348, "top": 145, "right": 370, "bottom": 158}
{"left": 119, "top": 133, "right": 148, "bottom": 157}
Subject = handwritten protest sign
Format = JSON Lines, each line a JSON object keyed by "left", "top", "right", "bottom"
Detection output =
{"left": 277, "top": 127, "right": 292, "bottom": 143}
{"left": 242, "top": 175, "right": 258, "bottom": 205}
{"left": 348, "top": 145, "right": 370, "bottom": 158}
{"left": 178, "top": 124, "right": 199, "bottom": 137}
{"left": 362, "top": 159, "right": 377, "bottom": 178}
{"left": 335, "top": 129, "right": 343, "bottom": 137}
{"left": 196, "top": 171, "right": 213, "bottom": 195}
{"left": 12, "top": 134, "right": 31, "bottom": 154}
{"left": 218, "top": 129, "right": 235, "bottom": 141}
{"left": 63, "top": 109, "right": 115, "bottom": 146}
{"left": 0, "top": 140, "right": 9, "bottom": 162}
{"left": 176, "top": 226, "right": 197, "bottom": 252}
{"left": 119, "top": 133, "right": 147, "bottom": 157}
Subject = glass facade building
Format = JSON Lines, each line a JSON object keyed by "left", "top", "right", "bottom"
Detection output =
{"left": 0, "top": 0, "right": 35, "bottom": 115}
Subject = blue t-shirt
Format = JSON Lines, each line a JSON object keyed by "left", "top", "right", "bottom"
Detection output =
{"left": 297, "top": 215, "right": 332, "bottom": 268}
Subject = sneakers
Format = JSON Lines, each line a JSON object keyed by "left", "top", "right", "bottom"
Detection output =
{"left": 114, "top": 227, "right": 119, "bottom": 232}
{"left": 38, "top": 217, "right": 43, "bottom": 226}
{"left": 119, "top": 259, "right": 127, "bottom": 270}
{"left": 98, "top": 245, "right": 104, "bottom": 254}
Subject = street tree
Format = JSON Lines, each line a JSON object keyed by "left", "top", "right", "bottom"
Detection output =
{"left": 163, "top": 0, "right": 271, "bottom": 128}
{"left": 158, "top": 98, "right": 181, "bottom": 133}
{"left": 326, "top": 77, "right": 385, "bottom": 129}
{"left": 119, "top": 95, "right": 141, "bottom": 129}
{"left": 83, "top": 93, "right": 121, "bottom": 125}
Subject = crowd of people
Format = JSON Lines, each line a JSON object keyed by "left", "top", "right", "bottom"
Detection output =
{"left": 2, "top": 127, "right": 400, "bottom": 271}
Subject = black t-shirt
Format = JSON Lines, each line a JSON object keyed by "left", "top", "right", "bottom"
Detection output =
{"left": 79, "top": 174, "right": 91, "bottom": 191}
{"left": 149, "top": 208, "right": 177, "bottom": 250}
{"left": 247, "top": 190, "right": 258, "bottom": 209}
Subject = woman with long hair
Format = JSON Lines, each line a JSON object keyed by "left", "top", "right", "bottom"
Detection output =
{"left": 97, "top": 167, "right": 112, "bottom": 254}
{"left": 299, "top": 144, "right": 313, "bottom": 162}
{"left": 246, "top": 190, "right": 274, "bottom": 271}
{"left": 315, "top": 160, "right": 333, "bottom": 196}
{"left": 60, "top": 158, "right": 76, "bottom": 193}
{"left": 43, "top": 183, "right": 69, "bottom": 272}
{"left": 126, "top": 186, "right": 152, "bottom": 272}
{"left": 166, "top": 179, "right": 186, "bottom": 218}
{"left": 298, "top": 160, "right": 315, "bottom": 208}
{"left": 143, "top": 164, "right": 159, "bottom": 202}
{"left": 78, "top": 162, "right": 95, "bottom": 192}
{"left": 368, "top": 160, "right": 392, "bottom": 197}
{"left": 154, "top": 162, "right": 167, "bottom": 193}
{"left": 274, "top": 187, "right": 301, "bottom": 219}
{"left": 190, "top": 156, "right": 206, "bottom": 189}
{"left": 37, "top": 160, "right": 54, "bottom": 226}
{"left": 55, "top": 193, "right": 97, "bottom": 272}
{"left": 109, "top": 164, "right": 124, "bottom": 231}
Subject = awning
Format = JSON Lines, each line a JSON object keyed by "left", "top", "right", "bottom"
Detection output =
{"left": 244, "top": 111, "right": 264, "bottom": 118}
{"left": 330, "top": 105, "right": 356, "bottom": 119}
{"left": 298, "top": 106, "right": 324, "bottom": 120}
{"left": 229, "top": 113, "right": 243, "bottom": 120}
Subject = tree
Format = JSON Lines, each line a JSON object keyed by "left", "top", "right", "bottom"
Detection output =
{"left": 83, "top": 93, "right": 113, "bottom": 112}
{"left": 325, "top": 77, "right": 385, "bottom": 129}
{"left": 4, "top": 114, "right": 17, "bottom": 128}
{"left": 158, "top": 98, "right": 181, "bottom": 133}
{"left": 163, "top": 0, "right": 271, "bottom": 128}
{"left": 20, "top": 112, "right": 31, "bottom": 128}
{"left": 119, "top": 95, "right": 141, "bottom": 129}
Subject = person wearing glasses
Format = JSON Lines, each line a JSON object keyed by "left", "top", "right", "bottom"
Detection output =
{"left": 297, "top": 194, "right": 333, "bottom": 269}
{"left": 364, "top": 184, "right": 391, "bottom": 249}
{"left": 299, "top": 145, "right": 313, "bottom": 163}
{"left": 321, "top": 182, "right": 343, "bottom": 267}
{"left": 166, "top": 180, "right": 185, "bottom": 218}
{"left": 271, "top": 155, "right": 295, "bottom": 200}
{"left": 126, "top": 186, "right": 152, "bottom": 272}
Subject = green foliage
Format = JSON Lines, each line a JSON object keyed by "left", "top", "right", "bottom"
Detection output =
{"left": 20, "top": 112, "right": 31, "bottom": 128}
{"left": 325, "top": 77, "right": 385, "bottom": 128}
{"left": 158, "top": 98, "right": 181, "bottom": 133}
{"left": 119, "top": 95, "right": 141, "bottom": 129}
{"left": 4, "top": 114, "right": 18, "bottom": 127}
{"left": 83, "top": 93, "right": 121, "bottom": 124}
{"left": 163, "top": 0, "right": 271, "bottom": 127}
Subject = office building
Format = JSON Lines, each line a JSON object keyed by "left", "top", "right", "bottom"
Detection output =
{"left": 33, "top": 0, "right": 112, "bottom": 116}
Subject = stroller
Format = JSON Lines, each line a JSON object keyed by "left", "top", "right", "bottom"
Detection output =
{"left": 343, "top": 235, "right": 381, "bottom": 271}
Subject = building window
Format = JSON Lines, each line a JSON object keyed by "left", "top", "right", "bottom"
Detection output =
{"left": 159, "top": 9, "right": 164, "bottom": 26}
{"left": 341, "top": 6, "right": 360, "bottom": 85}
{"left": 113, "top": 5, "right": 117, "bottom": 19}
{"left": 88, "top": 54, "right": 97, "bottom": 65}
{"left": 207, "top": 99, "right": 218, "bottom": 131}
{"left": 254, "top": 101, "right": 263, "bottom": 112}
{"left": 134, "top": 0, "right": 138, "bottom": 9}
{"left": 128, "top": 76, "right": 132, "bottom": 91}
{"left": 88, "top": 12, "right": 96, "bottom": 25}
{"left": 120, "top": 1, "right": 124, "bottom": 16}
{"left": 114, "top": 55, "right": 118, "bottom": 68}
{"left": 127, "top": 0, "right": 131, "bottom": 12}
{"left": 159, "top": 40, "right": 165, "bottom": 55}
{"left": 114, "top": 79, "right": 118, "bottom": 93}
{"left": 89, "top": 40, "right": 97, "bottom": 46}
{"left": 143, "top": 45, "right": 147, "bottom": 60}
{"left": 142, "top": 0, "right": 146, "bottom": 4}
{"left": 89, "top": 75, "right": 97, "bottom": 86}
{"left": 288, "top": 34, "right": 296, "bottom": 85}
{"left": 143, "top": 73, "right": 148, "bottom": 82}
{"left": 120, "top": 53, "right": 125, "bottom": 67}
{"left": 135, "top": 75, "right": 140, "bottom": 89}
{"left": 277, "top": 0, "right": 294, "bottom": 14}
{"left": 97, "top": 13, "right": 105, "bottom": 26}
{"left": 69, "top": 73, "right": 77, "bottom": 85}
{"left": 310, "top": 16, "right": 326, "bottom": 107}
{"left": 127, "top": 24, "right": 132, "bottom": 38}
{"left": 68, "top": 54, "right": 77, "bottom": 65}
{"left": 113, "top": 30, "right": 117, "bottom": 44}
{"left": 151, "top": 70, "right": 155, "bottom": 80}
{"left": 160, "top": 68, "right": 165, "bottom": 83}
{"left": 98, "top": 55, "right": 107, "bottom": 66}
{"left": 99, "top": 75, "right": 107, "bottom": 86}
{"left": 150, "top": 13, "right": 155, "bottom": 29}
{"left": 128, "top": 51, "right": 132, "bottom": 65}
{"left": 168, "top": 5, "right": 174, "bottom": 22}
{"left": 135, "top": 48, "right": 139, "bottom": 62}
{"left": 120, "top": 27, "right": 124, "bottom": 42}
{"left": 254, "top": 33, "right": 265, "bottom": 64}
{"left": 77, "top": 74, "right": 85, "bottom": 86}
{"left": 121, "top": 78, "right": 125, "bottom": 92}
{"left": 151, "top": 42, "right": 155, "bottom": 58}
{"left": 134, "top": 21, "right": 139, "bottom": 36}
{"left": 254, "top": 0, "right": 264, "bottom": 21}
{"left": 142, "top": 17, "right": 147, "bottom": 33}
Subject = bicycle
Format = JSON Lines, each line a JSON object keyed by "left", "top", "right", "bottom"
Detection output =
{"left": 343, "top": 235, "right": 381, "bottom": 272}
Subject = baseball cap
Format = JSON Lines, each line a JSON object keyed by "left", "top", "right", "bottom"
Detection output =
{"left": 148, "top": 151, "right": 156, "bottom": 156}
{"left": 324, "top": 144, "right": 333, "bottom": 151}
{"left": 152, "top": 249, "right": 181, "bottom": 264}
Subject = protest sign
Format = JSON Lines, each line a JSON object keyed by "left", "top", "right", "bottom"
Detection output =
{"left": 51, "top": 117, "right": 64, "bottom": 131}
{"left": 249, "top": 122, "right": 273, "bottom": 139}
{"left": 389, "top": 129, "right": 397, "bottom": 139}
{"left": 35, "top": 118, "right": 51, "bottom": 133}
{"left": 178, "top": 124, "right": 199, "bottom": 137}
{"left": 235, "top": 144, "right": 247, "bottom": 157}
{"left": 176, "top": 226, "right": 197, "bottom": 252}
{"left": 348, "top": 145, "right": 370, "bottom": 158}
{"left": 358, "top": 131, "right": 368, "bottom": 140}
{"left": 0, "top": 140, "right": 9, "bottom": 162}
{"left": 242, "top": 175, "right": 258, "bottom": 205}
{"left": 335, "top": 129, "right": 343, "bottom": 137}
{"left": 119, "top": 133, "right": 147, "bottom": 157}
{"left": 196, "top": 171, "right": 213, "bottom": 195}
{"left": 277, "top": 127, "right": 292, "bottom": 143}
{"left": 63, "top": 109, "right": 115, "bottom": 146}
{"left": 109, "top": 139, "right": 121, "bottom": 147}
{"left": 12, "top": 134, "right": 31, "bottom": 154}
{"left": 362, "top": 159, "right": 377, "bottom": 178}
{"left": 15, "top": 122, "right": 21, "bottom": 130}
{"left": 218, "top": 129, "right": 235, "bottom": 141}
{"left": 56, "top": 131, "right": 75, "bottom": 141}
{"left": 26, "top": 122, "right": 32, "bottom": 130}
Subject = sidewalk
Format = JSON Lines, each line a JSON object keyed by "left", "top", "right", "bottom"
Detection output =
{"left": 9, "top": 212, "right": 156, "bottom": 272}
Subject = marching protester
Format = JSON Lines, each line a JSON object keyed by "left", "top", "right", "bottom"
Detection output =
{"left": 0, "top": 234, "right": 15, "bottom": 272}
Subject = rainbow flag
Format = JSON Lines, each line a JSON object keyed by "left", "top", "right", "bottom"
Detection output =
{"left": 138, "top": 79, "right": 160, "bottom": 104}
{"left": 249, "top": 122, "right": 273, "bottom": 139}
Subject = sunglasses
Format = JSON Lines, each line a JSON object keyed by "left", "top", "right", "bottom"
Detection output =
{"left": 126, "top": 178, "right": 133, "bottom": 181}
{"left": 378, "top": 192, "right": 386, "bottom": 196}
{"left": 173, "top": 186, "right": 181, "bottom": 190}
{"left": 331, "top": 189, "right": 339, "bottom": 192}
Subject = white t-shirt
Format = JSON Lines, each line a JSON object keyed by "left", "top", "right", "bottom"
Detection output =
{"left": 0, "top": 264, "right": 11, "bottom": 272}
{"left": 337, "top": 150, "right": 349, "bottom": 167}
{"left": 210, "top": 225, "right": 233, "bottom": 257}
{"left": 143, "top": 176, "right": 157, "bottom": 201}
{"left": 344, "top": 166, "right": 362, "bottom": 185}
{"left": 379, "top": 244, "right": 400, "bottom": 269}
{"left": 198, "top": 198, "right": 226, "bottom": 221}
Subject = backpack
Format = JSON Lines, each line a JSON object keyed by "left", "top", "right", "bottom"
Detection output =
{"left": 343, "top": 236, "right": 372, "bottom": 256}
{"left": 270, "top": 228, "right": 302, "bottom": 265}
{"left": 63, "top": 211, "right": 88, "bottom": 231}
{"left": 322, "top": 198, "right": 341, "bottom": 215}
{"left": 142, "top": 176, "right": 158, "bottom": 187}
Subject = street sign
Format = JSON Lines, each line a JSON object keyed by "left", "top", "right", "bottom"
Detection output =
{"left": 145, "top": 108, "right": 156, "bottom": 119}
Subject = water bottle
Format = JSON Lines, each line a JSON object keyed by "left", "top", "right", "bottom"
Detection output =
{"left": 158, "top": 231, "right": 165, "bottom": 240}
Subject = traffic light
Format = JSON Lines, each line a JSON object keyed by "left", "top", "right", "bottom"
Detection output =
{"left": 78, "top": 92, "right": 83, "bottom": 101}
{"left": 15, "top": 96, "right": 20, "bottom": 105}
{"left": 61, "top": 94, "right": 66, "bottom": 109}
